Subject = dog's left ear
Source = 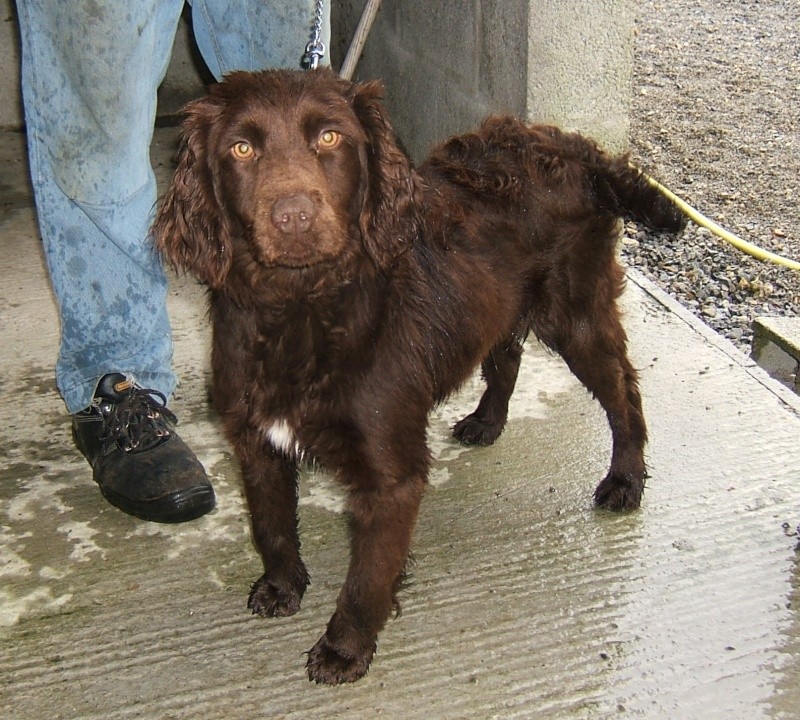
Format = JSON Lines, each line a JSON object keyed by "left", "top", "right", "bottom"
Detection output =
{"left": 348, "top": 80, "right": 420, "bottom": 270}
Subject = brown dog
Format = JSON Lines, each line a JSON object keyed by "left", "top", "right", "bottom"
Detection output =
{"left": 153, "top": 68, "right": 685, "bottom": 684}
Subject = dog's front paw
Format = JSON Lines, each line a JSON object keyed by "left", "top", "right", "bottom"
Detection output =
{"left": 306, "top": 632, "right": 376, "bottom": 685}
{"left": 453, "top": 413, "right": 503, "bottom": 446}
{"left": 248, "top": 571, "right": 308, "bottom": 618}
{"left": 594, "top": 473, "right": 644, "bottom": 511}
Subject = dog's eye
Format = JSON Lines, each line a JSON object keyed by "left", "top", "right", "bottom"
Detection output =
{"left": 231, "top": 141, "right": 254, "bottom": 160}
{"left": 317, "top": 131, "right": 341, "bottom": 150}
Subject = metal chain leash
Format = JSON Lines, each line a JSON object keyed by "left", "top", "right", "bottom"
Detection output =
{"left": 303, "top": 0, "right": 326, "bottom": 69}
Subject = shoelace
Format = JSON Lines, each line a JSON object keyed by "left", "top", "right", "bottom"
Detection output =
{"left": 96, "top": 386, "right": 177, "bottom": 454}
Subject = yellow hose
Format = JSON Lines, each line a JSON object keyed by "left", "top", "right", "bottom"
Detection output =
{"left": 639, "top": 170, "right": 800, "bottom": 272}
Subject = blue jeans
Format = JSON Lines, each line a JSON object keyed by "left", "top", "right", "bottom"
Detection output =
{"left": 16, "top": 0, "right": 330, "bottom": 413}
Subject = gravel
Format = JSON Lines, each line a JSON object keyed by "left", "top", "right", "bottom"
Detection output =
{"left": 623, "top": 0, "right": 799, "bottom": 353}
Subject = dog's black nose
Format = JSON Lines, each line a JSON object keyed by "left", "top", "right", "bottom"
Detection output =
{"left": 271, "top": 194, "right": 317, "bottom": 235}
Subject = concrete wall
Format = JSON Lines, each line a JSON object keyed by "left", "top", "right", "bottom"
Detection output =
{"left": 156, "top": 7, "right": 214, "bottom": 119}
{"left": 2, "top": 0, "right": 635, "bottom": 155}
{"left": 334, "top": 0, "right": 529, "bottom": 161}
{"left": 1, "top": 0, "right": 22, "bottom": 130}
{"left": 337, "top": 0, "right": 636, "bottom": 159}
{"left": 526, "top": 0, "right": 636, "bottom": 153}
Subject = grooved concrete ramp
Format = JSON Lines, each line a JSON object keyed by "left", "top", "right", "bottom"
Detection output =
{"left": 1, "top": 129, "right": 799, "bottom": 719}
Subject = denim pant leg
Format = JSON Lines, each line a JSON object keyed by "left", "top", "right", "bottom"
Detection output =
{"left": 17, "top": 0, "right": 185, "bottom": 413}
{"left": 190, "top": 0, "right": 331, "bottom": 78}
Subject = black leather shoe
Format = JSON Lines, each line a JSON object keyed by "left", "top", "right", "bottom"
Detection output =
{"left": 72, "top": 374, "right": 215, "bottom": 523}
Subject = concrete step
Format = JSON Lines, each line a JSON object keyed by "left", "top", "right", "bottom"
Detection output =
{"left": 752, "top": 316, "right": 800, "bottom": 392}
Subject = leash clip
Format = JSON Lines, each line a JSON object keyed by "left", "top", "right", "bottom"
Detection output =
{"left": 303, "top": 39, "right": 326, "bottom": 70}
{"left": 302, "top": 0, "right": 326, "bottom": 69}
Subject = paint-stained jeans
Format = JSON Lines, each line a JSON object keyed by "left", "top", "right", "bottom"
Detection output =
{"left": 16, "top": 0, "right": 330, "bottom": 413}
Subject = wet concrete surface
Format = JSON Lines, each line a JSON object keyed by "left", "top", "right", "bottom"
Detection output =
{"left": 1, "top": 128, "right": 799, "bottom": 719}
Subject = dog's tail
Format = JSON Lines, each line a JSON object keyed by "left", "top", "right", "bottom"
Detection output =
{"left": 590, "top": 152, "right": 687, "bottom": 234}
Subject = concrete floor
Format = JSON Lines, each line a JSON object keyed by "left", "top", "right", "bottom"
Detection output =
{"left": 1, "top": 127, "right": 799, "bottom": 720}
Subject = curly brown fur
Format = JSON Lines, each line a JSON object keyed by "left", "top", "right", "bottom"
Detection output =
{"left": 153, "top": 68, "right": 685, "bottom": 684}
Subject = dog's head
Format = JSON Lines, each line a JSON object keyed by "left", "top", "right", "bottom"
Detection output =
{"left": 153, "top": 68, "right": 419, "bottom": 288}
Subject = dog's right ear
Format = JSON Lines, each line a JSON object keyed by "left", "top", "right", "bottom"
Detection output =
{"left": 152, "top": 96, "right": 232, "bottom": 288}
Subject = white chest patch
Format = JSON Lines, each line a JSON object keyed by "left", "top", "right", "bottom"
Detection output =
{"left": 266, "top": 419, "right": 304, "bottom": 458}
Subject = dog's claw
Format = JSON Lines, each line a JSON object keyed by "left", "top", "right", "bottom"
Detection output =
{"left": 248, "top": 573, "right": 306, "bottom": 618}
{"left": 452, "top": 413, "right": 504, "bottom": 446}
{"left": 306, "top": 633, "right": 376, "bottom": 685}
{"left": 594, "top": 473, "right": 644, "bottom": 511}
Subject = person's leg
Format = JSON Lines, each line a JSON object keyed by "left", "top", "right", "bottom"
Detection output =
{"left": 17, "top": 0, "right": 185, "bottom": 413}
{"left": 17, "top": 0, "right": 215, "bottom": 523}
{"left": 190, "top": 0, "right": 331, "bottom": 78}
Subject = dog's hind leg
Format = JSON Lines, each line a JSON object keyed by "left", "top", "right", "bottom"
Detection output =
{"left": 453, "top": 334, "right": 525, "bottom": 446}
{"left": 543, "top": 300, "right": 648, "bottom": 511}
{"left": 568, "top": 338, "right": 647, "bottom": 511}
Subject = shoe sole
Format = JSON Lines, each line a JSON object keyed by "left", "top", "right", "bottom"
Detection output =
{"left": 100, "top": 485, "right": 216, "bottom": 524}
